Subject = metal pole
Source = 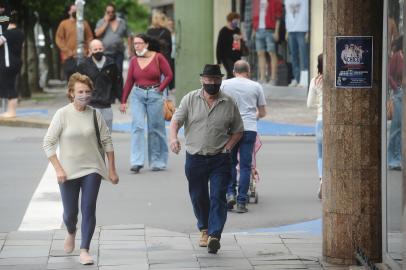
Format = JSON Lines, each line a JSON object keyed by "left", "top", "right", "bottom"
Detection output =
{"left": 75, "top": 0, "right": 85, "bottom": 64}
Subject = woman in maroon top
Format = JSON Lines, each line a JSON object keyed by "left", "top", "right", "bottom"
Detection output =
{"left": 120, "top": 34, "right": 173, "bottom": 173}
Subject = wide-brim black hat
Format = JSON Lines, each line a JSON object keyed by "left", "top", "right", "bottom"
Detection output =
{"left": 200, "top": 64, "right": 224, "bottom": 77}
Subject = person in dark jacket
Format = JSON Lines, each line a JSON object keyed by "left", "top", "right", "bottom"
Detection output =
{"left": 216, "top": 12, "right": 243, "bottom": 79}
{"left": 77, "top": 39, "right": 120, "bottom": 131}
{"left": 0, "top": 10, "right": 24, "bottom": 118}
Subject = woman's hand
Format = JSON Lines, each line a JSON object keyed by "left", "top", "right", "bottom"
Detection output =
{"left": 109, "top": 169, "right": 119, "bottom": 185}
{"left": 56, "top": 167, "right": 67, "bottom": 183}
{"left": 120, "top": 103, "right": 127, "bottom": 114}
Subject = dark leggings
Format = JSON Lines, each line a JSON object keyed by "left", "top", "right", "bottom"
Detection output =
{"left": 59, "top": 173, "right": 101, "bottom": 250}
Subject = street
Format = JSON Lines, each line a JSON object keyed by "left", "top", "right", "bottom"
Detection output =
{"left": 0, "top": 125, "right": 321, "bottom": 234}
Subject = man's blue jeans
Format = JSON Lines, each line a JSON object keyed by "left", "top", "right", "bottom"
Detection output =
{"left": 130, "top": 87, "right": 168, "bottom": 168}
{"left": 288, "top": 32, "right": 309, "bottom": 82}
{"left": 185, "top": 152, "right": 231, "bottom": 238}
{"left": 227, "top": 131, "right": 257, "bottom": 204}
{"left": 59, "top": 173, "right": 101, "bottom": 250}
{"left": 388, "top": 88, "right": 403, "bottom": 168}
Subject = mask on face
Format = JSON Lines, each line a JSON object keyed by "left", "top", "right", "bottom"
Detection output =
{"left": 74, "top": 93, "right": 91, "bottom": 107}
{"left": 231, "top": 21, "right": 239, "bottom": 29}
{"left": 135, "top": 48, "right": 148, "bottom": 57}
{"left": 92, "top": 51, "right": 104, "bottom": 61}
{"left": 71, "top": 12, "right": 76, "bottom": 19}
{"left": 110, "top": 14, "right": 116, "bottom": 21}
{"left": 203, "top": 84, "right": 221, "bottom": 95}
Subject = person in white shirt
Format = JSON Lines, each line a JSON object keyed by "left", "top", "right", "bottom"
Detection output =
{"left": 306, "top": 54, "right": 323, "bottom": 200}
{"left": 285, "top": 0, "right": 309, "bottom": 87}
{"left": 43, "top": 73, "right": 119, "bottom": 265}
{"left": 221, "top": 60, "right": 267, "bottom": 213}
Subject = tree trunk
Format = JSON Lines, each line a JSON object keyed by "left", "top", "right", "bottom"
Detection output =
{"left": 323, "top": 0, "right": 382, "bottom": 265}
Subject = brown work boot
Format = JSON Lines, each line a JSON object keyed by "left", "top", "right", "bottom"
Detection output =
{"left": 199, "top": 229, "right": 208, "bottom": 247}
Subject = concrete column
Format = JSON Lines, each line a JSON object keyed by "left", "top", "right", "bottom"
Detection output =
{"left": 323, "top": 0, "right": 382, "bottom": 265}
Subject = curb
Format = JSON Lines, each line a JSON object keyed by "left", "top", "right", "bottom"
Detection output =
{"left": 0, "top": 117, "right": 50, "bottom": 129}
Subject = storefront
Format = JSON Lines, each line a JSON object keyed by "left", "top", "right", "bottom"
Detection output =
{"left": 383, "top": 0, "right": 404, "bottom": 269}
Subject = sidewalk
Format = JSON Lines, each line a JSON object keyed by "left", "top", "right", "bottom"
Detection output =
{"left": 0, "top": 224, "right": 348, "bottom": 270}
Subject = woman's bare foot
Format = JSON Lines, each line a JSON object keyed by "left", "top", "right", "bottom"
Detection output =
{"left": 64, "top": 232, "right": 76, "bottom": 253}
{"left": 79, "top": 249, "right": 94, "bottom": 265}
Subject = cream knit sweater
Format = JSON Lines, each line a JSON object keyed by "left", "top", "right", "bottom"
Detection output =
{"left": 43, "top": 103, "right": 114, "bottom": 180}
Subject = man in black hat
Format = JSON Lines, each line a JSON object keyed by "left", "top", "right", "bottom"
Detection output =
{"left": 169, "top": 64, "right": 243, "bottom": 254}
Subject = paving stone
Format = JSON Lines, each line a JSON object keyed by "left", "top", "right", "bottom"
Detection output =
{"left": 98, "top": 253, "right": 148, "bottom": 266}
{"left": 236, "top": 235, "right": 283, "bottom": 245}
{"left": 0, "top": 245, "right": 50, "bottom": 258}
{"left": 100, "top": 229, "right": 145, "bottom": 238}
{"left": 146, "top": 236, "right": 193, "bottom": 250}
{"left": 146, "top": 228, "right": 187, "bottom": 237}
{"left": 99, "top": 265, "right": 149, "bottom": 270}
{"left": 99, "top": 249, "right": 146, "bottom": 260}
{"left": 50, "top": 240, "right": 98, "bottom": 257}
{"left": 47, "top": 256, "right": 98, "bottom": 269}
{"left": 254, "top": 265, "right": 307, "bottom": 269}
{"left": 6, "top": 231, "right": 53, "bottom": 240}
{"left": 0, "top": 265, "right": 47, "bottom": 270}
{"left": 5, "top": 239, "right": 52, "bottom": 246}
{"left": 99, "top": 234, "right": 144, "bottom": 241}
{"left": 198, "top": 257, "right": 252, "bottom": 268}
{"left": 0, "top": 256, "right": 48, "bottom": 265}
{"left": 101, "top": 224, "right": 145, "bottom": 230}
{"left": 99, "top": 242, "right": 146, "bottom": 251}
{"left": 149, "top": 261, "right": 200, "bottom": 269}
{"left": 195, "top": 250, "right": 244, "bottom": 258}
{"left": 283, "top": 237, "right": 322, "bottom": 244}
{"left": 241, "top": 243, "right": 290, "bottom": 257}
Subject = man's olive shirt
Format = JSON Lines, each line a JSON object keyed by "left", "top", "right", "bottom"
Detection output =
{"left": 173, "top": 89, "right": 244, "bottom": 155}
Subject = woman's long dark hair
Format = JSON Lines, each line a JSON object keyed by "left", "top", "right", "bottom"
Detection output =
{"left": 135, "top": 33, "right": 161, "bottom": 53}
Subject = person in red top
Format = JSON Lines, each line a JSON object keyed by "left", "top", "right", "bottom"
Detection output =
{"left": 120, "top": 34, "right": 173, "bottom": 173}
{"left": 252, "top": 0, "right": 282, "bottom": 84}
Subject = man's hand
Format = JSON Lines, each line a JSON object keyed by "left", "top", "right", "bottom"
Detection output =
{"left": 104, "top": 13, "right": 110, "bottom": 23}
{"left": 170, "top": 138, "right": 181, "bottom": 154}
{"left": 120, "top": 103, "right": 127, "bottom": 114}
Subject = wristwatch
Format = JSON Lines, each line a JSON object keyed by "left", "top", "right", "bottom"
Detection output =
{"left": 222, "top": 148, "right": 231, "bottom": 154}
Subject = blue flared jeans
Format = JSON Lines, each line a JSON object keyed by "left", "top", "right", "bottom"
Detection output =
{"left": 130, "top": 86, "right": 168, "bottom": 169}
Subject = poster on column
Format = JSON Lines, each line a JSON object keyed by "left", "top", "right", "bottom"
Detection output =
{"left": 335, "top": 36, "right": 373, "bottom": 88}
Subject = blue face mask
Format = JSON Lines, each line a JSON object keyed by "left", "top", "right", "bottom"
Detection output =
{"left": 231, "top": 21, "right": 239, "bottom": 29}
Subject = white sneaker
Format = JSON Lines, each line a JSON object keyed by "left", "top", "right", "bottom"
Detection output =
{"left": 289, "top": 79, "right": 298, "bottom": 87}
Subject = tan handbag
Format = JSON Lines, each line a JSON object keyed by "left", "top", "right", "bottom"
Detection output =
{"left": 163, "top": 96, "right": 175, "bottom": 121}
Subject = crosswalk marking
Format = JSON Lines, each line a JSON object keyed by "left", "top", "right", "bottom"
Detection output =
{"left": 18, "top": 162, "right": 62, "bottom": 231}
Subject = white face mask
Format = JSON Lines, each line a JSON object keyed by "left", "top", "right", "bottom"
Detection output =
{"left": 74, "top": 93, "right": 91, "bottom": 107}
{"left": 135, "top": 48, "right": 148, "bottom": 57}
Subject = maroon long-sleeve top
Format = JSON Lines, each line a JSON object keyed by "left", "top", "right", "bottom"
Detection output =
{"left": 389, "top": 51, "right": 403, "bottom": 92}
{"left": 121, "top": 52, "right": 173, "bottom": 104}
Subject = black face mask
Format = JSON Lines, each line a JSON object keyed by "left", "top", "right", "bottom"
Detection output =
{"left": 203, "top": 83, "right": 221, "bottom": 95}
{"left": 92, "top": 51, "right": 104, "bottom": 61}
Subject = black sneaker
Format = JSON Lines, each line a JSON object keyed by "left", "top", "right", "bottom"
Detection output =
{"left": 130, "top": 165, "right": 143, "bottom": 173}
{"left": 207, "top": 237, "right": 221, "bottom": 254}
{"left": 226, "top": 194, "right": 236, "bottom": 210}
{"left": 236, "top": 203, "right": 248, "bottom": 213}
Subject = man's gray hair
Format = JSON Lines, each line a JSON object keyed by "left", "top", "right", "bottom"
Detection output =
{"left": 233, "top": 60, "right": 250, "bottom": 74}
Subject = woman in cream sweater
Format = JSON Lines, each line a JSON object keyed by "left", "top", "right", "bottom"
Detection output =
{"left": 43, "top": 73, "right": 119, "bottom": 265}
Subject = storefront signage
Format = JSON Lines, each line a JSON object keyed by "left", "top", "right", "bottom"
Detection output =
{"left": 335, "top": 36, "right": 373, "bottom": 88}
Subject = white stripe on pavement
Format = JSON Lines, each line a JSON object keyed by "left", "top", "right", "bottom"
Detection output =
{"left": 18, "top": 162, "right": 63, "bottom": 231}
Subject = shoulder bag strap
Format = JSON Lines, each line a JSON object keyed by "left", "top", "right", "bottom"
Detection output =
{"left": 93, "top": 109, "right": 104, "bottom": 157}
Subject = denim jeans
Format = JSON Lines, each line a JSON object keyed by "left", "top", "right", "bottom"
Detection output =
{"left": 59, "top": 173, "right": 101, "bottom": 250}
{"left": 315, "top": 120, "right": 323, "bottom": 178}
{"left": 130, "top": 86, "right": 168, "bottom": 168}
{"left": 288, "top": 32, "right": 309, "bottom": 82}
{"left": 185, "top": 152, "right": 231, "bottom": 238}
{"left": 388, "top": 88, "right": 403, "bottom": 168}
{"left": 227, "top": 131, "right": 257, "bottom": 204}
{"left": 255, "top": 29, "right": 276, "bottom": 53}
